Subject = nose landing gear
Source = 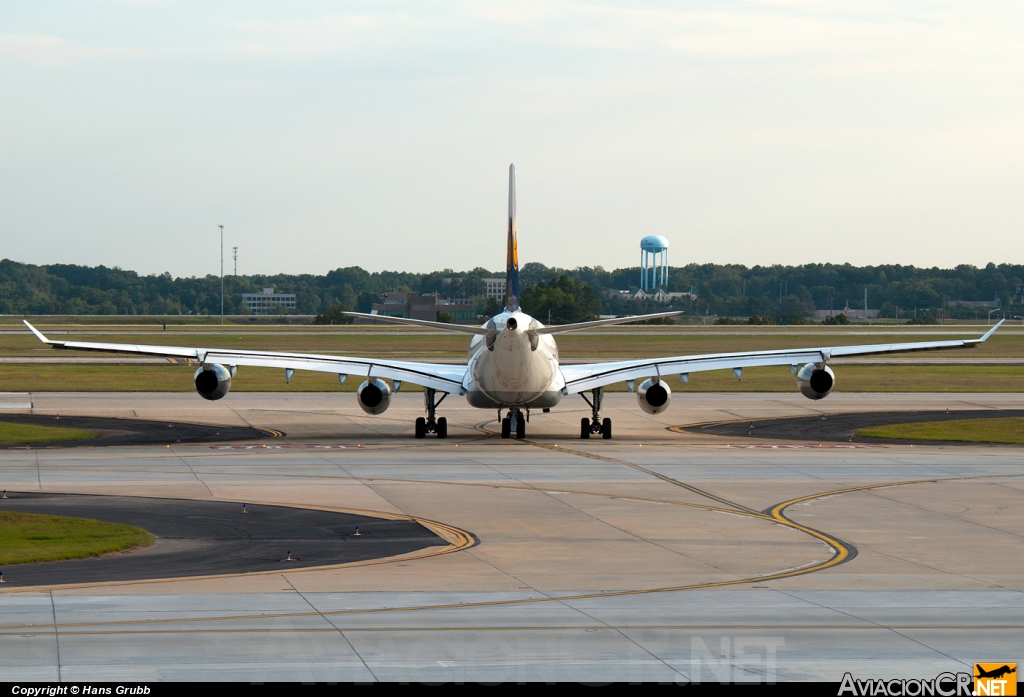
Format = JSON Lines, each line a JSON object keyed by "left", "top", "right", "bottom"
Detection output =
{"left": 579, "top": 387, "right": 611, "bottom": 439}
{"left": 499, "top": 408, "right": 527, "bottom": 439}
{"left": 414, "top": 388, "right": 449, "bottom": 438}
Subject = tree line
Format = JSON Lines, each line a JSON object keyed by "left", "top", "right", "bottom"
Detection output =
{"left": 1, "top": 258, "right": 1020, "bottom": 323}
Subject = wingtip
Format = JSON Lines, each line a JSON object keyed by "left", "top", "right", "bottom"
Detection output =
{"left": 979, "top": 318, "right": 1005, "bottom": 342}
{"left": 23, "top": 319, "right": 49, "bottom": 343}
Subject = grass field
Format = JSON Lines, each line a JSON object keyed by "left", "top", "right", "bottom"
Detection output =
{"left": 856, "top": 417, "right": 1024, "bottom": 443}
{"left": 0, "top": 363, "right": 1019, "bottom": 392}
{"left": 0, "top": 421, "right": 97, "bottom": 445}
{"left": 0, "top": 511, "right": 154, "bottom": 565}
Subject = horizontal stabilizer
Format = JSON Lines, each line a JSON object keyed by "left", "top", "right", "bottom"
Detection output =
{"left": 343, "top": 312, "right": 493, "bottom": 335}
{"left": 535, "top": 311, "right": 683, "bottom": 335}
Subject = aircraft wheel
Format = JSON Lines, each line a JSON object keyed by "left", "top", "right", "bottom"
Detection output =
{"left": 501, "top": 417, "right": 511, "bottom": 439}
{"left": 580, "top": 418, "right": 590, "bottom": 439}
{"left": 516, "top": 415, "right": 526, "bottom": 439}
{"left": 437, "top": 417, "right": 448, "bottom": 439}
{"left": 415, "top": 417, "right": 426, "bottom": 439}
{"left": 602, "top": 418, "right": 612, "bottom": 440}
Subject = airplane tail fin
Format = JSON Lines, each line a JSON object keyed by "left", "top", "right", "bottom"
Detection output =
{"left": 505, "top": 163, "right": 520, "bottom": 312}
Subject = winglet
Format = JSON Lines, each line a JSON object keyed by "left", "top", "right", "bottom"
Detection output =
{"left": 23, "top": 320, "right": 53, "bottom": 344}
{"left": 977, "top": 318, "right": 1005, "bottom": 343}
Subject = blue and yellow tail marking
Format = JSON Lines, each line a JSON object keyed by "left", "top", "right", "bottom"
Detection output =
{"left": 506, "top": 163, "right": 520, "bottom": 312}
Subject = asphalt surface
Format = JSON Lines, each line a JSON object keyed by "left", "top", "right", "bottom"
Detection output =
{"left": 0, "top": 493, "right": 445, "bottom": 586}
{"left": 685, "top": 408, "right": 1024, "bottom": 444}
{"left": 0, "top": 413, "right": 275, "bottom": 448}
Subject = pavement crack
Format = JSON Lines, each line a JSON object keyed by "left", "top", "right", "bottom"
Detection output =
{"left": 282, "top": 575, "right": 380, "bottom": 682}
{"left": 174, "top": 454, "right": 215, "bottom": 497}
{"left": 771, "top": 587, "right": 971, "bottom": 671}
{"left": 522, "top": 440, "right": 761, "bottom": 516}
{"left": 49, "top": 590, "right": 61, "bottom": 682}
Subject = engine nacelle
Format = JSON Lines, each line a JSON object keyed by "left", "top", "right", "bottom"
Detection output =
{"left": 637, "top": 378, "right": 672, "bottom": 415}
{"left": 797, "top": 363, "right": 835, "bottom": 400}
{"left": 357, "top": 378, "right": 392, "bottom": 415}
{"left": 194, "top": 364, "right": 231, "bottom": 401}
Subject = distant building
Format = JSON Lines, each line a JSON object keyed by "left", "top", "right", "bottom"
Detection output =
{"left": 947, "top": 296, "right": 1000, "bottom": 309}
{"left": 484, "top": 278, "right": 506, "bottom": 300}
{"left": 356, "top": 293, "right": 477, "bottom": 324}
{"left": 438, "top": 298, "right": 477, "bottom": 322}
{"left": 242, "top": 288, "right": 297, "bottom": 315}
{"left": 612, "top": 289, "right": 691, "bottom": 303}
{"left": 813, "top": 309, "right": 879, "bottom": 320}
{"left": 371, "top": 293, "right": 437, "bottom": 321}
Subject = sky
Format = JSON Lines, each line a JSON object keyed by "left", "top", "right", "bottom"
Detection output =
{"left": 1, "top": 1, "right": 1022, "bottom": 277}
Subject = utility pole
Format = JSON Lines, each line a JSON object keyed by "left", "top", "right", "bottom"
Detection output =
{"left": 219, "top": 224, "right": 224, "bottom": 325}
{"left": 233, "top": 247, "right": 238, "bottom": 276}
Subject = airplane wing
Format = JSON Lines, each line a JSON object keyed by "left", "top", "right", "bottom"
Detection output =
{"left": 559, "top": 320, "right": 1005, "bottom": 395}
{"left": 23, "top": 321, "right": 466, "bottom": 393}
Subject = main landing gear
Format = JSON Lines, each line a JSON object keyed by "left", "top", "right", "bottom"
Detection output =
{"left": 580, "top": 387, "right": 611, "bottom": 439}
{"left": 415, "top": 388, "right": 449, "bottom": 438}
{"left": 499, "top": 408, "right": 527, "bottom": 439}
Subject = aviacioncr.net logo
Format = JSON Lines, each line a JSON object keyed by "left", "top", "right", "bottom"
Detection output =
{"left": 838, "top": 672, "right": 972, "bottom": 696}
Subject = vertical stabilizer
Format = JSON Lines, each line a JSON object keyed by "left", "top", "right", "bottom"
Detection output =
{"left": 506, "top": 163, "right": 520, "bottom": 312}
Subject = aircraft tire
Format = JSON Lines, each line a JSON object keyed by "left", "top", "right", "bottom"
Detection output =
{"left": 501, "top": 417, "right": 511, "bottom": 439}
{"left": 580, "top": 418, "right": 590, "bottom": 439}
{"left": 602, "top": 418, "right": 612, "bottom": 440}
{"left": 437, "top": 417, "right": 448, "bottom": 439}
{"left": 415, "top": 417, "right": 426, "bottom": 439}
{"left": 516, "top": 416, "right": 526, "bottom": 439}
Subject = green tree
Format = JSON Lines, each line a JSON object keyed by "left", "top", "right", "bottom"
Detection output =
{"left": 313, "top": 303, "right": 353, "bottom": 325}
{"left": 521, "top": 275, "right": 602, "bottom": 323}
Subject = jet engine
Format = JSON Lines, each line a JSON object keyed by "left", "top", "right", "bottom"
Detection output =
{"left": 357, "top": 378, "right": 392, "bottom": 415}
{"left": 194, "top": 364, "right": 231, "bottom": 401}
{"left": 796, "top": 363, "right": 835, "bottom": 400}
{"left": 637, "top": 378, "right": 671, "bottom": 415}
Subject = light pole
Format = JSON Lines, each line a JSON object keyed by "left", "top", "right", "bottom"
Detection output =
{"left": 219, "top": 224, "right": 224, "bottom": 325}
{"left": 232, "top": 247, "right": 238, "bottom": 276}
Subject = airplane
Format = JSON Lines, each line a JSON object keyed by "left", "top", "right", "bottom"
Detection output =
{"left": 23, "top": 164, "right": 1005, "bottom": 441}
{"left": 976, "top": 665, "right": 1016, "bottom": 680}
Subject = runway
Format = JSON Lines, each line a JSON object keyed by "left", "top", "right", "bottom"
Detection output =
{"left": 0, "top": 391, "right": 1021, "bottom": 681}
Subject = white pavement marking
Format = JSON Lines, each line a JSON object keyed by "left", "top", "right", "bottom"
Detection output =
{"left": 0, "top": 392, "right": 32, "bottom": 409}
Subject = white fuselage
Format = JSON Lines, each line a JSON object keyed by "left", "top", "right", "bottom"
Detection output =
{"left": 463, "top": 311, "right": 564, "bottom": 409}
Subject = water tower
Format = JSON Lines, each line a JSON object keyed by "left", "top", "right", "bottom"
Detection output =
{"left": 640, "top": 235, "right": 669, "bottom": 290}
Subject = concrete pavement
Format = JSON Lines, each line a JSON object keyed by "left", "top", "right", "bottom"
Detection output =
{"left": 0, "top": 391, "right": 1021, "bottom": 681}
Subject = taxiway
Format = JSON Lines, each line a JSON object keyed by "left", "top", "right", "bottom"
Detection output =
{"left": 0, "top": 391, "right": 1021, "bottom": 681}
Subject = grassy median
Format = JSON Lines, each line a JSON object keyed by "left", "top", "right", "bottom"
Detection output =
{"left": 0, "top": 421, "right": 97, "bottom": 445}
{"left": 0, "top": 511, "right": 154, "bottom": 565}
{"left": 857, "top": 417, "right": 1024, "bottom": 444}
